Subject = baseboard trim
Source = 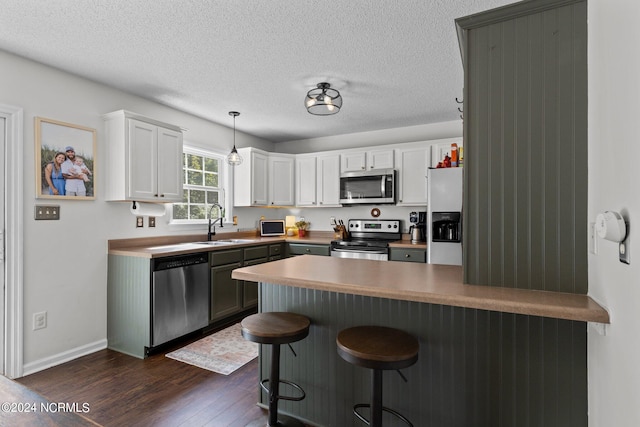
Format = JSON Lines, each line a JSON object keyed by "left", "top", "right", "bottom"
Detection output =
{"left": 21, "top": 339, "right": 108, "bottom": 377}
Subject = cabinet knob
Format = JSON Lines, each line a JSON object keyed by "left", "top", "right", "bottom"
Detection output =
{"left": 154, "top": 194, "right": 158, "bottom": 197}
{"left": 319, "top": 201, "right": 323, "bottom": 204}
{"left": 306, "top": 249, "right": 310, "bottom": 252}
{"left": 405, "top": 254, "right": 411, "bottom": 258}
{"left": 160, "top": 194, "right": 165, "bottom": 197}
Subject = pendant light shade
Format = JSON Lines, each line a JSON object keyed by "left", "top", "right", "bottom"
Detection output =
{"left": 305, "top": 82, "right": 342, "bottom": 115}
{"left": 226, "top": 111, "right": 243, "bottom": 166}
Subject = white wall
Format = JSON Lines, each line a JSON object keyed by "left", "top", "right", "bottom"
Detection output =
{"left": 275, "top": 120, "right": 462, "bottom": 154}
{"left": 0, "top": 50, "right": 273, "bottom": 374}
{"left": 588, "top": 0, "right": 640, "bottom": 426}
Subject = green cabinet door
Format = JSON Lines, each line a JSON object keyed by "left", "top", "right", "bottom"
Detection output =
{"left": 210, "top": 249, "right": 243, "bottom": 322}
{"left": 389, "top": 247, "right": 426, "bottom": 263}
{"left": 210, "top": 261, "right": 243, "bottom": 322}
{"left": 242, "top": 257, "right": 267, "bottom": 308}
{"left": 287, "top": 243, "right": 330, "bottom": 257}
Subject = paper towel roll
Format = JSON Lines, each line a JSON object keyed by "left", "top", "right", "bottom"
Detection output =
{"left": 595, "top": 211, "right": 626, "bottom": 242}
{"left": 130, "top": 201, "right": 167, "bottom": 217}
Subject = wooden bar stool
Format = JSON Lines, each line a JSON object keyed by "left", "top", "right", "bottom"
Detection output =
{"left": 337, "top": 326, "right": 419, "bottom": 427}
{"left": 242, "top": 312, "right": 311, "bottom": 427}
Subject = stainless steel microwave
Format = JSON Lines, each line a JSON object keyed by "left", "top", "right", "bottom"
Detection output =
{"left": 339, "top": 169, "right": 396, "bottom": 205}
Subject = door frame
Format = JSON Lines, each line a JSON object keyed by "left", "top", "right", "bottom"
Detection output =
{"left": 1, "top": 103, "right": 24, "bottom": 379}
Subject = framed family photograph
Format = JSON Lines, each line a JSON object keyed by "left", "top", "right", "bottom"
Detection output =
{"left": 35, "top": 117, "right": 97, "bottom": 200}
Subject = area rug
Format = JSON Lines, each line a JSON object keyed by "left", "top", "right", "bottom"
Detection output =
{"left": 166, "top": 323, "right": 258, "bottom": 375}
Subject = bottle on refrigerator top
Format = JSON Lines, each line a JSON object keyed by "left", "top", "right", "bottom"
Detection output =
{"left": 450, "top": 143, "right": 458, "bottom": 167}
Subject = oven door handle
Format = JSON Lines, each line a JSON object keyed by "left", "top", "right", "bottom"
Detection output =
{"left": 331, "top": 248, "right": 387, "bottom": 254}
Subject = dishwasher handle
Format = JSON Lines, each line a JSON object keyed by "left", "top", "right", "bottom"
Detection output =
{"left": 153, "top": 253, "right": 208, "bottom": 271}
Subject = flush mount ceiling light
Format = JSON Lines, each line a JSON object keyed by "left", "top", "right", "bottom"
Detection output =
{"left": 305, "top": 82, "right": 342, "bottom": 115}
{"left": 226, "top": 111, "right": 243, "bottom": 166}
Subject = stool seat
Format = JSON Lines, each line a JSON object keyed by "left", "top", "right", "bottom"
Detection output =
{"left": 242, "top": 312, "right": 311, "bottom": 427}
{"left": 337, "top": 325, "right": 419, "bottom": 370}
{"left": 242, "top": 312, "right": 310, "bottom": 345}
{"left": 337, "top": 325, "right": 419, "bottom": 427}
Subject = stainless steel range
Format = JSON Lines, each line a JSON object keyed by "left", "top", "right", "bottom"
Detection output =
{"left": 330, "top": 219, "right": 401, "bottom": 261}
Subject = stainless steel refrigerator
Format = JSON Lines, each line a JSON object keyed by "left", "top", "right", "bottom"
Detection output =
{"left": 427, "top": 167, "right": 463, "bottom": 265}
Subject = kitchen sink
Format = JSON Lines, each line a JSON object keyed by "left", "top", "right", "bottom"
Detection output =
{"left": 193, "top": 241, "right": 236, "bottom": 246}
{"left": 193, "top": 239, "right": 258, "bottom": 246}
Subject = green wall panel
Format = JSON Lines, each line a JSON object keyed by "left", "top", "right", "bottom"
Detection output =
{"left": 259, "top": 283, "right": 587, "bottom": 427}
{"left": 459, "top": 0, "right": 588, "bottom": 293}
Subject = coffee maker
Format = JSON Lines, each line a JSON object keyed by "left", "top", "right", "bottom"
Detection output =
{"left": 409, "top": 211, "right": 426, "bottom": 243}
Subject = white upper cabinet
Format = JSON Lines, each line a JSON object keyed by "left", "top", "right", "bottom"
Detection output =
{"left": 396, "top": 146, "right": 430, "bottom": 206}
{"left": 296, "top": 156, "right": 317, "bottom": 206}
{"left": 340, "top": 152, "right": 366, "bottom": 172}
{"left": 340, "top": 148, "right": 394, "bottom": 172}
{"left": 103, "top": 110, "right": 183, "bottom": 202}
{"left": 296, "top": 154, "right": 340, "bottom": 207}
{"left": 268, "top": 155, "right": 295, "bottom": 206}
{"left": 234, "top": 148, "right": 267, "bottom": 206}
{"left": 316, "top": 154, "right": 341, "bottom": 206}
{"left": 234, "top": 148, "right": 294, "bottom": 207}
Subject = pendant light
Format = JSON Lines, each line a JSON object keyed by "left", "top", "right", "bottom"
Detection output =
{"left": 305, "top": 82, "right": 342, "bottom": 115}
{"left": 226, "top": 111, "right": 242, "bottom": 166}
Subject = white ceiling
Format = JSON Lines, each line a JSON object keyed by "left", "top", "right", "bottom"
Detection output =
{"left": 0, "top": 0, "right": 514, "bottom": 143}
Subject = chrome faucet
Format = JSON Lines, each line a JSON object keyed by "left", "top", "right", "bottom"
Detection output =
{"left": 207, "top": 203, "right": 224, "bottom": 241}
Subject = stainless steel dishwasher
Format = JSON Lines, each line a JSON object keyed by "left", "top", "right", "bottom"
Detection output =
{"left": 151, "top": 253, "right": 209, "bottom": 347}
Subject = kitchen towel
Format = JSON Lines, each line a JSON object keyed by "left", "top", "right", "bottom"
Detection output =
{"left": 165, "top": 323, "right": 258, "bottom": 375}
{"left": 130, "top": 201, "right": 166, "bottom": 217}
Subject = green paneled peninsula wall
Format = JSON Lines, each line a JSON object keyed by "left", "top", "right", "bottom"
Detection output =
{"left": 457, "top": 0, "right": 588, "bottom": 293}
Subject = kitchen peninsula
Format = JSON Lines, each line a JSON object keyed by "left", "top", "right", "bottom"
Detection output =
{"left": 232, "top": 255, "right": 608, "bottom": 426}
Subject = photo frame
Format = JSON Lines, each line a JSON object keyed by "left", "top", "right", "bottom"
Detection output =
{"left": 35, "top": 117, "right": 97, "bottom": 200}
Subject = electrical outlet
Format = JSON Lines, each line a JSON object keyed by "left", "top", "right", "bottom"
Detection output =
{"left": 34, "top": 205, "right": 60, "bottom": 220}
{"left": 148, "top": 217, "right": 156, "bottom": 227}
{"left": 620, "top": 239, "right": 630, "bottom": 264}
{"left": 136, "top": 217, "right": 144, "bottom": 228}
{"left": 33, "top": 311, "right": 47, "bottom": 330}
{"left": 589, "top": 222, "right": 598, "bottom": 254}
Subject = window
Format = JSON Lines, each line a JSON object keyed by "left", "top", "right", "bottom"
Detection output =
{"left": 172, "top": 148, "right": 226, "bottom": 223}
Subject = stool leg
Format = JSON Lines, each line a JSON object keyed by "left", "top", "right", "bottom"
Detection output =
{"left": 268, "top": 344, "right": 281, "bottom": 427}
{"left": 371, "top": 369, "right": 383, "bottom": 427}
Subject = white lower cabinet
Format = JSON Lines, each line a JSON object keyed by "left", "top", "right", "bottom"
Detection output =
{"left": 103, "top": 110, "right": 183, "bottom": 202}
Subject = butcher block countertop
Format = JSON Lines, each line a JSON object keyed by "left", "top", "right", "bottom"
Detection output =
{"left": 232, "top": 255, "right": 609, "bottom": 324}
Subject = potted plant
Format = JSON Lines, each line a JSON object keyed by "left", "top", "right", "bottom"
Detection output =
{"left": 295, "top": 220, "right": 310, "bottom": 237}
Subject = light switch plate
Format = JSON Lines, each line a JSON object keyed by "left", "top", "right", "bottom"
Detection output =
{"left": 35, "top": 205, "right": 60, "bottom": 220}
{"left": 589, "top": 222, "right": 597, "bottom": 254}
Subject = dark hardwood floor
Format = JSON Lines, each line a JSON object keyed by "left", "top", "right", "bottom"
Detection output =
{"left": 15, "top": 330, "right": 270, "bottom": 427}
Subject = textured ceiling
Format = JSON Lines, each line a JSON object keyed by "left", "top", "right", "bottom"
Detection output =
{"left": 0, "top": 0, "right": 514, "bottom": 142}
